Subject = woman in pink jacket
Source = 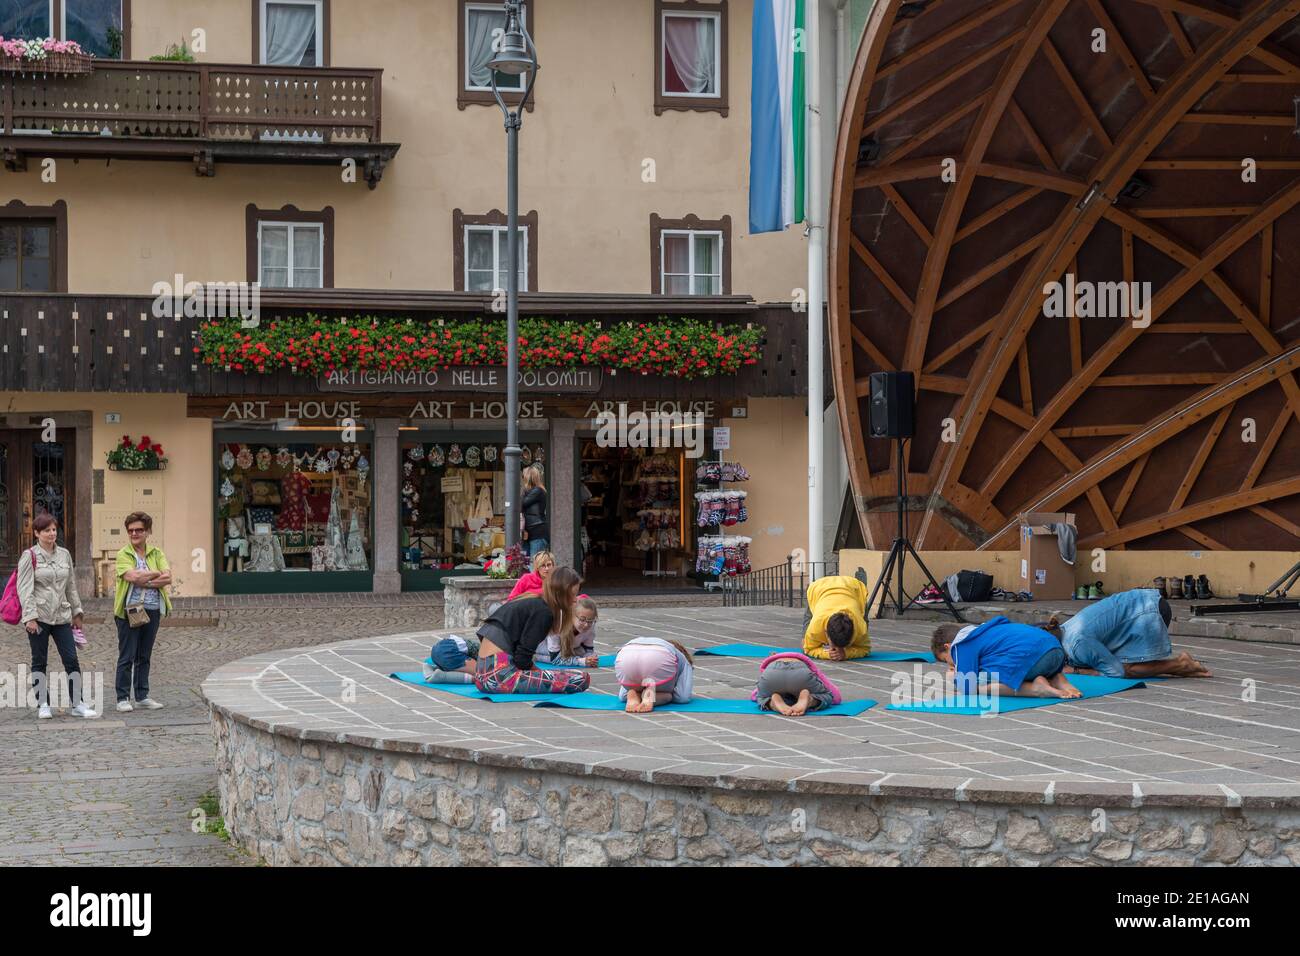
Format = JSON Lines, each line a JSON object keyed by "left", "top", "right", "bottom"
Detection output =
{"left": 506, "top": 550, "right": 555, "bottom": 602}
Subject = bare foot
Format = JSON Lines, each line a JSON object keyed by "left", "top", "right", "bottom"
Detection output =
{"left": 624, "top": 688, "right": 641, "bottom": 713}
{"left": 769, "top": 695, "right": 794, "bottom": 716}
{"left": 1175, "top": 651, "right": 1213, "bottom": 678}
{"left": 1025, "top": 676, "right": 1056, "bottom": 698}
{"left": 788, "top": 689, "right": 811, "bottom": 717}
{"left": 1048, "top": 673, "right": 1083, "bottom": 699}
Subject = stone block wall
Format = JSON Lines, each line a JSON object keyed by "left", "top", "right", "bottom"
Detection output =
{"left": 210, "top": 709, "right": 1300, "bottom": 866}
{"left": 442, "top": 577, "right": 514, "bottom": 630}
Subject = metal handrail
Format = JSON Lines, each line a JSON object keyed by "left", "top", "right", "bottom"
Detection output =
{"left": 721, "top": 556, "right": 842, "bottom": 608}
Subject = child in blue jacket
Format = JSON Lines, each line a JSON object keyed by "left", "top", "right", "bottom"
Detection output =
{"left": 930, "top": 616, "right": 1081, "bottom": 699}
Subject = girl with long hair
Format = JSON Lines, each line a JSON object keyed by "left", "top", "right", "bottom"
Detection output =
{"left": 473, "top": 566, "right": 590, "bottom": 694}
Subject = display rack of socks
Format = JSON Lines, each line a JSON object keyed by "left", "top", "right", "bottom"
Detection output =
{"left": 693, "top": 457, "right": 751, "bottom": 585}
{"left": 695, "top": 535, "right": 752, "bottom": 576}
{"left": 623, "top": 452, "right": 684, "bottom": 577}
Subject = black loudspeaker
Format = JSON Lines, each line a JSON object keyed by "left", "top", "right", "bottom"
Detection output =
{"left": 869, "top": 371, "right": 915, "bottom": 439}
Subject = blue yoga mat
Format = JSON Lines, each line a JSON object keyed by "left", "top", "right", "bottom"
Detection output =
{"left": 422, "top": 655, "right": 615, "bottom": 671}
{"left": 389, "top": 672, "right": 567, "bottom": 702}
{"left": 885, "top": 675, "right": 1147, "bottom": 715}
{"left": 695, "top": 643, "right": 935, "bottom": 663}
{"left": 533, "top": 692, "right": 877, "bottom": 716}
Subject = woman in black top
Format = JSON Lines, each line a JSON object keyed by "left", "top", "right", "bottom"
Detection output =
{"left": 475, "top": 566, "right": 589, "bottom": 694}
{"left": 521, "top": 466, "right": 549, "bottom": 558}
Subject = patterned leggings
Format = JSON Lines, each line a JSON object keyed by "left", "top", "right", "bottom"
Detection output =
{"left": 474, "top": 653, "right": 590, "bottom": 695}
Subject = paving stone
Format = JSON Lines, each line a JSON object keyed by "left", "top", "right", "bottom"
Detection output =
{"left": 10, "top": 603, "right": 1300, "bottom": 867}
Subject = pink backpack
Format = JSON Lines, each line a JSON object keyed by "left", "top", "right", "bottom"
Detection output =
{"left": 1, "top": 549, "right": 36, "bottom": 626}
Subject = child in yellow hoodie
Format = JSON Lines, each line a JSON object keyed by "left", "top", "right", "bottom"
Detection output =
{"left": 802, "top": 575, "right": 871, "bottom": 661}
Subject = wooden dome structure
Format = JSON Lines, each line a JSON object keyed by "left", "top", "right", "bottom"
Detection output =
{"left": 830, "top": 0, "right": 1300, "bottom": 552}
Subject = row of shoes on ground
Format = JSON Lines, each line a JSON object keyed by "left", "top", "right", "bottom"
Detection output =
{"left": 1153, "top": 574, "right": 1213, "bottom": 600}
{"left": 1073, "top": 582, "right": 1106, "bottom": 600}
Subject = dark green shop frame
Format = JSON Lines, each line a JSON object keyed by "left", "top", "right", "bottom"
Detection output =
{"left": 398, "top": 428, "right": 549, "bottom": 590}
{"left": 214, "top": 427, "right": 375, "bottom": 594}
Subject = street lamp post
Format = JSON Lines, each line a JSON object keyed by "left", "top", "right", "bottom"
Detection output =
{"left": 489, "top": 2, "right": 538, "bottom": 550}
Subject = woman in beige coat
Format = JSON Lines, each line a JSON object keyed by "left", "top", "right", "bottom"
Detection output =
{"left": 17, "top": 513, "right": 95, "bottom": 718}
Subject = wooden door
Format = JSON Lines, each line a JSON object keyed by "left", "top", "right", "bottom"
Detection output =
{"left": 0, "top": 430, "right": 75, "bottom": 575}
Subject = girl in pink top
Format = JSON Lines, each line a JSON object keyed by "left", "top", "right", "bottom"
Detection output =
{"left": 506, "top": 550, "right": 555, "bottom": 601}
{"left": 616, "top": 637, "right": 695, "bottom": 713}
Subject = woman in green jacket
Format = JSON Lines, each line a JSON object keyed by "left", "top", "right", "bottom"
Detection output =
{"left": 114, "top": 512, "right": 172, "bottom": 712}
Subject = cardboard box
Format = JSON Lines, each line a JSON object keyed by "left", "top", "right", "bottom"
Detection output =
{"left": 1019, "top": 512, "right": 1077, "bottom": 600}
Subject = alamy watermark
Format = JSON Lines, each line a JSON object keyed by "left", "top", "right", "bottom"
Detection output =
{"left": 1043, "top": 273, "right": 1153, "bottom": 328}
{"left": 0, "top": 667, "right": 104, "bottom": 714}
{"left": 152, "top": 274, "right": 260, "bottom": 326}
{"left": 595, "top": 401, "right": 704, "bottom": 458}
{"left": 891, "top": 664, "right": 999, "bottom": 714}
{"left": 50, "top": 886, "right": 151, "bottom": 936}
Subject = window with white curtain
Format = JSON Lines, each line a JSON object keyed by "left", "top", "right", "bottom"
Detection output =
{"left": 661, "top": 230, "right": 722, "bottom": 295}
{"left": 63, "top": 0, "right": 124, "bottom": 59}
{"left": 464, "top": 225, "right": 528, "bottom": 293}
{"left": 464, "top": 2, "right": 526, "bottom": 92}
{"left": 661, "top": 11, "right": 720, "bottom": 97}
{"left": 259, "top": 222, "right": 323, "bottom": 288}
{"left": 261, "top": 0, "right": 322, "bottom": 66}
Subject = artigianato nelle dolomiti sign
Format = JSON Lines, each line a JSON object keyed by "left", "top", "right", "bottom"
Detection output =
{"left": 319, "top": 367, "right": 602, "bottom": 394}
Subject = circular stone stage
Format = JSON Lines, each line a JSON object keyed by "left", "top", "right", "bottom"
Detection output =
{"left": 202, "top": 607, "right": 1300, "bottom": 866}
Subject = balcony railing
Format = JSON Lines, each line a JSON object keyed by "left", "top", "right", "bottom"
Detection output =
{"left": 1, "top": 60, "right": 383, "bottom": 142}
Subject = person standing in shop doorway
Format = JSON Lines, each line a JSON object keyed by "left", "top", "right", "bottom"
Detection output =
{"left": 114, "top": 512, "right": 171, "bottom": 712}
{"left": 521, "top": 466, "right": 550, "bottom": 558}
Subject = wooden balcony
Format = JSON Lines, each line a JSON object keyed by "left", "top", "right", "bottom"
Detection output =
{"left": 0, "top": 293, "right": 821, "bottom": 401}
{"left": 0, "top": 61, "right": 398, "bottom": 186}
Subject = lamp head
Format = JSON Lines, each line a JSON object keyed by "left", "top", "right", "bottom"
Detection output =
{"left": 488, "top": 4, "right": 534, "bottom": 76}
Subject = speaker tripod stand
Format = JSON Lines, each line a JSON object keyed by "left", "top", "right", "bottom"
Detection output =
{"left": 864, "top": 437, "right": 965, "bottom": 623}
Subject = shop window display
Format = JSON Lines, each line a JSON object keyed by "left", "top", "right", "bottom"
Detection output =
{"left": 399, "top": 439, "right": 547, "bottom": 571}
{"left": 217, "top": 441, "right": 372, "bottom": 574}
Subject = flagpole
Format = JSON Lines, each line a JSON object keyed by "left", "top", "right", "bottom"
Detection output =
{"left": 806, "top": 0, "right": 825, "bottom": 579}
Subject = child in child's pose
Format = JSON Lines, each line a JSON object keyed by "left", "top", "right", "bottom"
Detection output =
{"left": 422, "top": 635, "right": 480, "bottom": 684}
{"left": 930, "top": 616, "right": 1082, "bottom": 699}
{"left": 615, "top": 637, "right": 694, "bottom": 713}
{"left": 752, "top": 652, "right": 842, "bottom": 716}
{"left": 534, "top": 595, "right": 600, "bottom": 667}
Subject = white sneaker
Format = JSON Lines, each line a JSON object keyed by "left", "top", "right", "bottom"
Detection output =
{"left": 136, "top": 698, "right": 163, "bottom": 710}
{"left": 116, "top": 700, "right": 133, "bottom": 712}
{"left": 70, "top": 702, "right": 97, "bottom": 718}
{"left": 37, "top": 705, "right": 52, "bottom": 719}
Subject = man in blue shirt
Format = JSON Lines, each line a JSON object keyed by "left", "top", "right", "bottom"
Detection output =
{"left": 931, "top": 617, "right": 1082, "bottom": 699}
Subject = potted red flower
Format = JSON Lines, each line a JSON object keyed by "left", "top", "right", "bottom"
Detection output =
{"left": 107, "top": 434, "right": 168, "bottom": 471}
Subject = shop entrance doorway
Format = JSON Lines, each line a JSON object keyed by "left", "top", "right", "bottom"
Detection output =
{"left": 578, "top": 439, "right": 695, "bottom": 590}
{"left": 0, "top": 429, "right": 75, "bottom": 576}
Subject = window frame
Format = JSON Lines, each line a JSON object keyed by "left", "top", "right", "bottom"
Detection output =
{"left": 0, "top": 199, "right": 68, "bottom": 293}
{"left": 654, "top": 0, "right": 728, "bottom": 117}
{"left": 463, "top": 225, "right": 529, "bottom": 294}
{"left": 650, "top": 213, "right": 731, "bottom": 296}
{"left": 453, "top": 208, "right": 539, "bottom": 293}
{"left": 245, "top": 204, "right": 334, "bottom": 288}
{"left": 457, "top": 0, "right": 536, "bottom": 112}
{"left": 56, "top": 0, "right": 130, "bottom": 60}
{"left": 257, "top": 221, "right": 324, "bottom": 289}
{"left": 253, "top": 0, "right": 329, "bottom": 67}
{"left": 659, "top": 229, "right": 723, "bottom": 296}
